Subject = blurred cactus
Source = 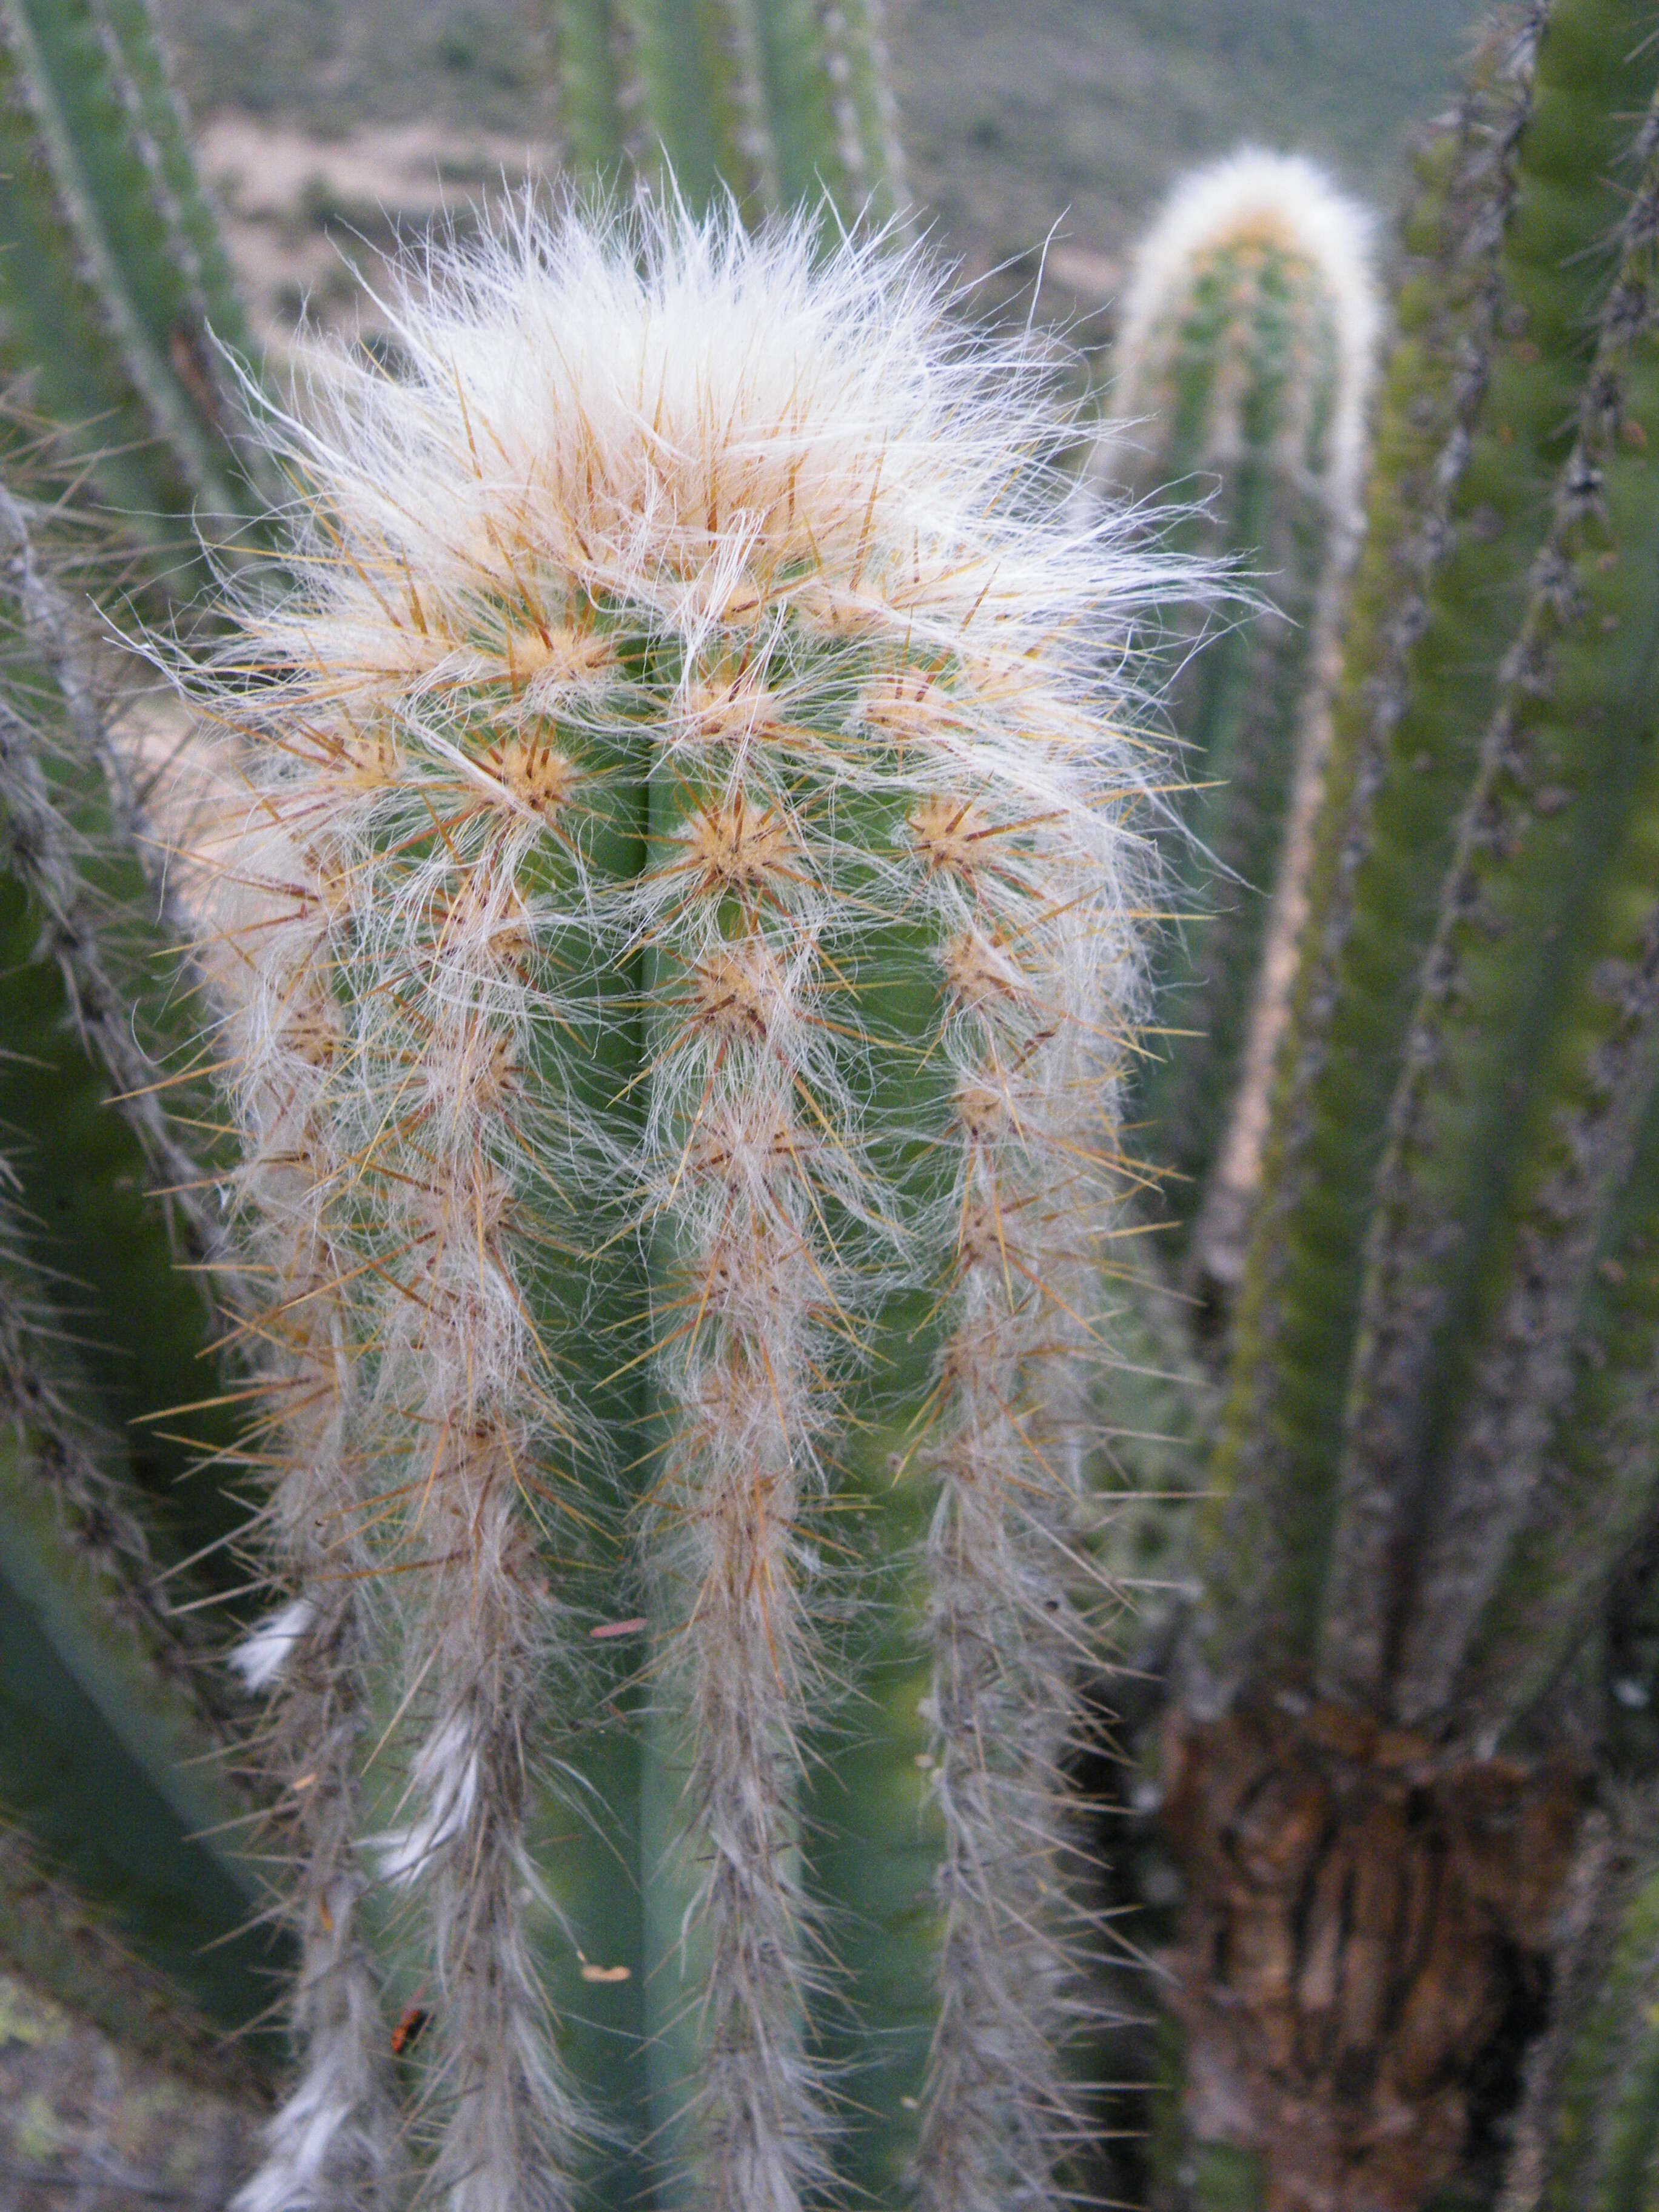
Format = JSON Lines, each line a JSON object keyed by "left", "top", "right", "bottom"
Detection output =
{"left": 0, "top": 488, "right": 283, "bottom": 2048}
{"left": 1101, "top": 150, "right": 1378, "bottom": 1300}
{"left": 548, "top": 0, "right": 907, "bottom": 227}
{"left": 0, "top": 0, "right": 292, "bottom": 2123}
{"left": 0, "top": 0, "right": 267, "bottom": 552}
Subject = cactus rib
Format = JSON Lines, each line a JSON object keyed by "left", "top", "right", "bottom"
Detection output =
{"left": 551, "top": 0, "right": 905, "bottom": 226}
{"left": 1452, "top": 1082, "right": 1659, "bottom": 1741}
{"left": 0, "top": 484, "right": 222, "bottom": 1260}
{"left": 0, "top": 0, "right": 253, "bottom": 537}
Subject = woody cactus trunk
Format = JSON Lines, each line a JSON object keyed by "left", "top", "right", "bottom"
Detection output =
{"left": 1105, "top": 2, "right": 1659, "bottom": 2207}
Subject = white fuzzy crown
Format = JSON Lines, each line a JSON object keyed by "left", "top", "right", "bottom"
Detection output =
{"left": 1112, "top": 147, "right": 1380, "bottom": 517}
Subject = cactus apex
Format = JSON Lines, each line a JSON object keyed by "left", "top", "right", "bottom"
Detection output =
{"left": 1112, "top": 147, "right": 1381, "bottom": 528}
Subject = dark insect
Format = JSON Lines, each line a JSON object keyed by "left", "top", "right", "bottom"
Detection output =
{"left": 391, "top": 2002, "right": 431, "bottom": 2056}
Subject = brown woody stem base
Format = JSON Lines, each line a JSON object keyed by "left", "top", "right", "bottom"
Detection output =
{"left": 1161, "top": 1703, "right": 1585, "bottom": 2212}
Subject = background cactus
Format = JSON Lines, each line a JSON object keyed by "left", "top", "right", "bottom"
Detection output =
{"left": 0, "top": 484, "right": 287, "bottom": 2045}
{"left": 1098, "top": 149, "right": 1378, "bottom": 1304}
{"left": 0, "top": 0, "right": 267, "bottom": 554}
{"left": 546, "top": 0, "right": 907, "bottom": 227}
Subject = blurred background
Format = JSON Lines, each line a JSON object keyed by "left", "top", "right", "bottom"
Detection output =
{"left": 156, "top": 0, "right": 1492, "bottom": 369}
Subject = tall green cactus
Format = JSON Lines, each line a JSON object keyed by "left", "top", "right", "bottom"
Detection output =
{"left": 0, "top": 489, "right": 287, "bottom": 2053}
{"left": 548, "top": 0, "right": 907, "bottom": 227}
{"left": 1123, "top": 2, "right": 1659, "bottom": 2204}
{"left": 0, "top": 0, "right": 267, "bottom": 551}
{"left": 181, "top": 204, "right": 1165, "bottom": 2211}
{"left": 1102, "top": 150, "right": 1378, "bottom": 1298}
{"left": 1201, "top": 0, "right": 1654, "bottom": 1689}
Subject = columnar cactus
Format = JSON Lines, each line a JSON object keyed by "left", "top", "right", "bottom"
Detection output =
{"left": 548, "top": 0, "right": 907, "bottom": 228}
{"left": 0, "top": 0, "right": 265, "bottom": 546}
{"left": 189, "top": 204, "right": 1165, "bottom": 2209}
{"left": 0, "top": 484, "right": 280, "bottom": 2045}
{"left": 1132, "top": 1, "right": 1659, "bottom": 2203}
{"left": 1100, "top": 151, "right": 1378, "bottom": 1295}
{"left": 1201, "top": 0, "right": 1654, "bottom": 1691}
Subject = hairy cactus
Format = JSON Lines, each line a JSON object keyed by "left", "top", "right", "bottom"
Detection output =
{"left": 1100, "top": 150, "right": 1378, "bottom": 1297}
{"left": 548, "top": 0, "right": 907, "bottom": 226}
{"left": 181, "top": 203, "right": 1168, "bottom": 2211}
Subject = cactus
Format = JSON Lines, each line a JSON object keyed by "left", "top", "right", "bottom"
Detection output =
{"left": 0, "top": 0, "right": 264, "bottom": 551}
{"left": 24, "top": 0, "right": 1659, "bottom": 2206}
{"left": 1198, "top": 0, "right": 1643, "bottom": 1687}
{"left": 1099, "top": 1, "right": 1659, "bottom": 2203}
{"left": 178, "top": 202, "right": 1168, "bottom": 2212}
{"left": 548, "top": 0, "right": 907, "bottom": 227}
{"left": 0, "top": 480, "right": 286, "bottom": 2057}
{"left": 1101, "top": 150, "right": 1378, "bottom": 1297}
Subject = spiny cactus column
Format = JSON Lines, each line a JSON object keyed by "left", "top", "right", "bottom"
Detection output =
{"left": 549, "top": 0, "right": 907, "bottom": 226}
{"left": 1201, "top": 0, "right": 1657, "bottom": 1687}
{"left": 0, "top": 485, "right": 247, "bottom": 1547}
{"left": 1325, "top": 75, "right": 1659, "bottom": 1728}
{"left": 189, "top": 206, "right": 1162, "bottom": 2210}
{"left": 1101, "top": 150, "right": 1376, "bottom": 1296}
{"left": 1150, "top": 5, "right": 1659, "bottom": 2204}
{"left": 0, "top": 479, "right": 283, "bottom": 2046}
{"left": 0, "top": 0, "right": 263, "bottom": 546}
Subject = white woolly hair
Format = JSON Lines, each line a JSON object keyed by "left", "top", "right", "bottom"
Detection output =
{"left": 186, "top": 195, "right": 1173, "bottom": 2212}
{"left": 1112, "top": 146, "right": 1381, "bottom": 521}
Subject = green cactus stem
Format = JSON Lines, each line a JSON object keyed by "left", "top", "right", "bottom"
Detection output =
{"left": 0, "top": 484, "right": 245, "bottom": 1567}
{"left": 548, "top": 0, "right": 907, "bottom": 226}
{"left": 1203, "top": 0, "right": 1659, "bottom": 1689}
{"left": 0, "top": 0, "right": 262, "bottom": 549}
{"left": 0, "top": 1418, "right": 278, "bottom": 2036}
{"left": 183, "top": 204, "right": 1162, "bottom": 2212}
{"left": 1319, "top": 79, "right": 1659, "bottom": 1726}
{"left": 0, "top": 1820, "right": 270, "bottom": 2097}
{"left": 1449, "top": 1080, "right": 1659, "bottom": 1745}
{"left": 0, "top": 478, "right": 287, "bottom": 2059}
{"left": 1506, "top": 1803, "right": 1659, "bottom": 2212}
{"left": 1102, "top": 149, "right": 1377, "bottom": 1295}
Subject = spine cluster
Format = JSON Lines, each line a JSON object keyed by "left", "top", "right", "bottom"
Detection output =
{"left": 189, "top": 202, "right": 1161, "bottom": 2209}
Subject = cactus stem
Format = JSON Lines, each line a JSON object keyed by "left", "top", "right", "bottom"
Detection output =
{"left": 0, "top": 484, "right": 223, "bottom": 1261}
{"left": 179, "top": 199, "right": 1165, "bottom": 2207}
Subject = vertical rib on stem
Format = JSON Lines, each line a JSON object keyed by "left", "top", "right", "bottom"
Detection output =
{"left": 206, "top": 830, "right": 399, "bottom": 2211}
{"left": 646, "top": 961, "right": 836, "bottom": 2202}
{"left": 912, "top": 777, "right": 1123, "bottom": 2208}
{"left": 337, "top": 816, "right": 585, "bottom": 2207}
